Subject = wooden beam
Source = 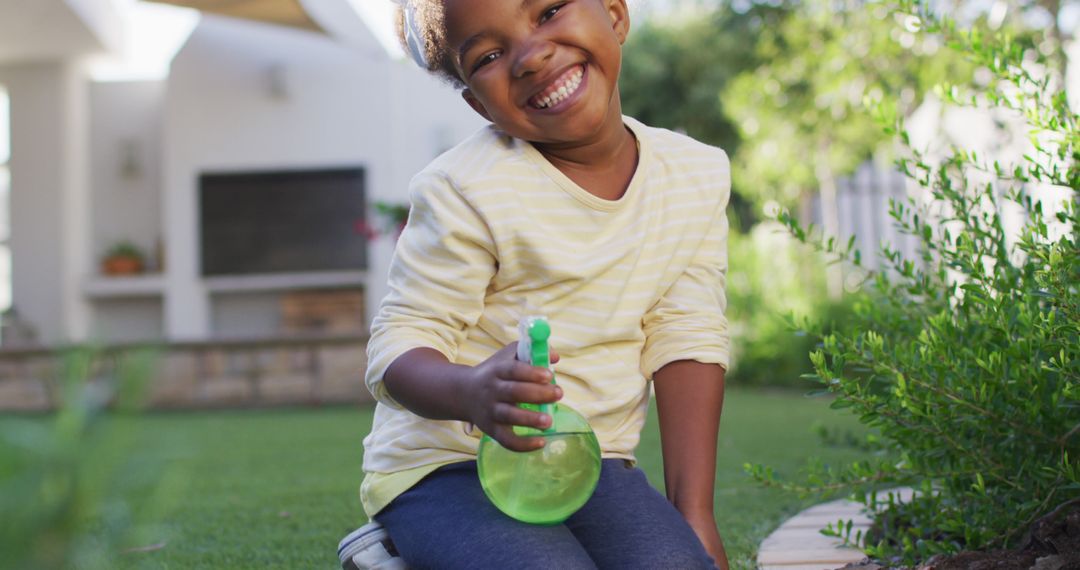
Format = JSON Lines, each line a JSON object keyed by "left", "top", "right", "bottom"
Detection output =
{"left": 143, "top": 0, "right": 325, "bottom": 33}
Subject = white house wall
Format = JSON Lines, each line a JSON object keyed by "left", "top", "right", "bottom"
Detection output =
{"left": 90, "top": 81, "right": 163, "bottom": 270}
{"left": 0, "top": 0, "right": 121, "bottom": 63}
{"left": 64, "top": 0, "right": 125, "bottom": 56}
{"left": 161, "top": 15, "right": 484, "bottom": 340}
{"left": 0, "top": 60, "right": 92, "bottom": 345}
{"left": 162, "top": 16, "right": 386, "bottom": 340}
{"left": 87, "top": 80, "right": 164, "bottom": 342}
{"left": 0, "top": 7, "right": 486, "bottom": 345}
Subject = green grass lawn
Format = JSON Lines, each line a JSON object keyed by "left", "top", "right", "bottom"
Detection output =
{"left": 2, "top": 388, "right": 869, "bottom": 569}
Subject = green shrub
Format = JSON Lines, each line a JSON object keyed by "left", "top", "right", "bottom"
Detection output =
{"left": 0, "top": 348, "right": 169, "bottom": 570}
{"left": 749, "top": 1, "right": 1079, "bottom": 564}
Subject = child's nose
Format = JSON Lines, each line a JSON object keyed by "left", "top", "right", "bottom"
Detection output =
{"left": 511, "top": 38, "right": 555, "bottom": 78}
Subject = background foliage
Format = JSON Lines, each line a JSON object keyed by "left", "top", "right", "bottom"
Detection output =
{"left": 621, "top": 2, "right": 793, "bottom": 226}
{"left": 723, "top": 223, "right": 858, "bottom": 388}
{"left": 721, "top": 0, "right": 970, "bottom": 211}
{"left": 622, "top": 0, "right": 971, "bottom": 388}
{"left": 750, "top": 0, "right": 1079, "bottom": 563}
{"left": 0, "top": 348, "right": 174, "bottom": 570}
{"left": 626, "top": 0, "right": 1078, "bottom": 562}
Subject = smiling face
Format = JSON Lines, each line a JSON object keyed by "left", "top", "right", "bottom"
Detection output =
{"left": 444, "top": 0, "right": 630, "bottom": 148}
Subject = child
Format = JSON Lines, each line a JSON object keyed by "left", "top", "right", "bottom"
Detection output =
{"left": 351, "top": 0, "right": 731, "bottom": 567}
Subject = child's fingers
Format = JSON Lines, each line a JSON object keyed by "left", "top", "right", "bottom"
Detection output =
{"left": 492, "top": 402, "right": 552, "bottom": 431}
{"left": 490, "top": 423, "right": 546, "bottom": 452}
{"left": 502, "top": 359, "right": 553, "bottom": 384}
{"left": 497, "top": 377, "right": 562, "bottom": 404}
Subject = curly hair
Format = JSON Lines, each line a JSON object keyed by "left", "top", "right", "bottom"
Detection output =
{"left": 395, "top": 1, "right": 465, "bottom": 89}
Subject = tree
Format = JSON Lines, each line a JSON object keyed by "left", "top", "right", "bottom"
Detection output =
{"left": 725, "top": 1, "right": 972, "bottom": 203}
{"left": 620, "top": 2, "right": 794, "bottom": 227}
{"left": 721, "top": 0, "right": 971, "bottom": 294}
{"left": 722, "top": 0, "right": 1075, "bottom": 211}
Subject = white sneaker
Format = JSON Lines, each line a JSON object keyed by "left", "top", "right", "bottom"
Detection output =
{"left": 337, "top": 522, "right": 408, "bottom": 570}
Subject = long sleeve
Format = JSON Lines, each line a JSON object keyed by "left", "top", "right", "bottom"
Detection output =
{"left": 640, "top": 153, "right": 731, "bottom": 378}
{"left": 364, "top": 170, "right": 497, "bottom": 408}
{"left": 360, "top": 120, "right": 734, "bottom": 517}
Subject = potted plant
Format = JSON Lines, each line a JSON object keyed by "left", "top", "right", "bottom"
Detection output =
{"left": 101, "top": 241, "right": 145, "bottom": 276}
{"left": 359, "top": 201, "right": 410, "bottom": 241}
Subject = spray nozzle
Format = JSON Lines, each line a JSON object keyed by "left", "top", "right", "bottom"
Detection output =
{"left": 517, "top": 316, "right": 555, "bottom": 434}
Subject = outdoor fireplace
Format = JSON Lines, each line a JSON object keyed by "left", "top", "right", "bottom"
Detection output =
{"left": 199, "top": 167, "right": 367, "bottom": 276}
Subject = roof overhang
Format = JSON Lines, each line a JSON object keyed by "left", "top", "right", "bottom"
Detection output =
{"left": 0, "top": 0, "right": 125, "bottom": 64}
{"left": 141, "top": 0, "right": 386, "bottom": 56}
{"left": 143, "top": 0, "right": 324, "bottom": 33}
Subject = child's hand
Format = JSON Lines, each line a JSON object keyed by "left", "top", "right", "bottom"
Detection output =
{"left": 464, "top": 343, "right": 562, "bottom": 452}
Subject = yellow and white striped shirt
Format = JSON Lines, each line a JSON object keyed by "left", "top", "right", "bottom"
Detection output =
{"left": 360, "top": 117, "right": 730, "bottom": 517}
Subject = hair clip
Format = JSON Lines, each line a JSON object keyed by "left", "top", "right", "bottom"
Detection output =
{"left": 393, "top": 0, "right": 429, "bottom": 69}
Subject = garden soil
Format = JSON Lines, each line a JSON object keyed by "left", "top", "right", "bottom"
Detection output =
{"left": 840, "top": 505, "right": 1080, "bottom": 570}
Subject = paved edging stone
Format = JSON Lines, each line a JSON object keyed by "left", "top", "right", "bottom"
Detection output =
{"left": 757, "top": 488, "right": 914, "bottom": 570}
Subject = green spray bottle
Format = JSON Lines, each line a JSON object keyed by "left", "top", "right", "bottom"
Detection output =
{"left": 476, "top": 316, "right": 602, "bottom": 525}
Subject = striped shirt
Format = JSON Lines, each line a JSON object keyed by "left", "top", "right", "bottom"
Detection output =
{"left": 360, "top": 116, "right": 730, "bottom": 516}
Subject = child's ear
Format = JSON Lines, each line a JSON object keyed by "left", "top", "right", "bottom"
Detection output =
{"left": 606, "top": 0, "right": 630, "bottom": 44}
{"left": 462, "top": 89, "right": 493, "bottom": 122}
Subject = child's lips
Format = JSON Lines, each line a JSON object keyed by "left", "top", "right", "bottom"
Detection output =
{"left": 527, "top": 65, "right": 586, "bottom": 110}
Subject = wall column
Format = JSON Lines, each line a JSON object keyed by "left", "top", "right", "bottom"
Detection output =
{"left": 0, "top": 61, "right": 92, "bottom": 345}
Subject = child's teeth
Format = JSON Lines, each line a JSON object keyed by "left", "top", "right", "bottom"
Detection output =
{"left": 533, "top": 67, "right": 583, "bottom": 109}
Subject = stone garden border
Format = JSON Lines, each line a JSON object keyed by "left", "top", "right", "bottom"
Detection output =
{"left": 758, "top": 488, "right": 914, "bottom": 570}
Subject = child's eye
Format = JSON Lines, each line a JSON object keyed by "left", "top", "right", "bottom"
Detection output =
{"left": 539, "top": 2, "right": 566, "bottom": 23}
{"left": 471, "top": 51, "right": 501, "bottom": 73}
